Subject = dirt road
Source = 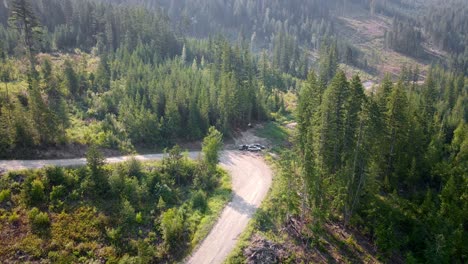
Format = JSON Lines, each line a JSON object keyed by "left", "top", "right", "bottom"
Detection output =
{"left": 0, "top": 152, "right": 200, "bottom": 172}
{"left": 0, "top": 150, "right": 272, "bottom": 264}
{"left": 187, "top": 151, "right": 272, "bottom": 264}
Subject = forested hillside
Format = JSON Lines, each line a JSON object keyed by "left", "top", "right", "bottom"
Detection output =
{"left": 0, "top": 0, "right": 295, "bottom": 158}
{"left": 0, "top": 0, "right": 467, "bottom": 263}
{"left": 228, "top": 48, "right": 467, "bottom": 264}
{"left": 99, "top": 0, "right": 468, "bottom": 75}
{"left": 295, "top": 67, "right": 466, "bottom": 262}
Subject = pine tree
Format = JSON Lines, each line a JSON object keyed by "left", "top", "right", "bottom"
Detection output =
{"left": 9, "top": 86, "right": 38, "bottom": 148}
{"left": 202, "top": 127, "right": 223, "bottom": 172}
{"left": 95, "top": 54, "right": 111, "bottom": 92}
{"left": 376, "top": 74, "right": 393, "bottom": 113}
{"left": 423, "top": 70, "right": 438, "bottom": 118}
{"left": 9, "top": 0, "right": 42, "bottom": 74}
{"left": 343, "top": 75, "right": 365, "bottom": 160}
{"left": 42, "top": 59, "right": 69, "bottom": 138}
{"left": 63, "top": 60, "right": 79, "bottom": 97}
{"left": 296, "top": 71, "right": 321, "bottom": 210}
{"left": 318, "top": 41, "right": 338, "bottom": 87}
{"left": 29, "top": 79, "right": 56, "bottom": 144}
{"left": 318, "top": 71, "right": 349, "bottom": 174}
{"left": 343, "top": 75, "right": 367, "bottom": 225}
{"left": 0, "top": 62, "right": 12, "bottom": 126}
{"left": 383, "top": 81, "right": 408, "bottom": 191}
{"left": 163, "top": 100, "right": 181, "bottom": 141}
{"left": 297, "top": 71, "right": 320, "bottom": 152}
{"left": 187, "top": 96, "right": 202, "bottom": 140}
{"left": 86, "top": 145, "right": 110, "bottom": 196}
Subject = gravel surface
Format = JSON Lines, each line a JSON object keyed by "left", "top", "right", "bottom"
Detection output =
{"left": 187, "top": 151, "right": 272, "bottom": 264}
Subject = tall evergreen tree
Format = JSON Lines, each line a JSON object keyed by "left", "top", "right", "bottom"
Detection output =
{"left": 343, "top": 75, "right": 366, "bottom": 225}
{"left": 9, "top": 0, "right": 42, "bottom": 74}
{"left": 383, "top": 81, "right": 409, "bottom": 191}
{"left": 296, "top": 71, "right": 322, "bottom": 210}
{"left": 318, "top": 70, "right": 349, "bottom": 174}
{"left": 202, "top": 127, "right": 223, "bottom": 172}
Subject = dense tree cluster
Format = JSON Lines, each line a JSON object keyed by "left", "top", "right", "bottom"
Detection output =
{"left": 295, "top": 60, "right": 467, "bottom": 261}
{"left": 0, "top": 0, "right": 180, "bottom": 56}
{"left": 3, "top": 0, "right": 464, "bottom": 77}
{"left": 384, "top": 18, "right": 423, "bottom": 57}
{"left": 0, "top": 0, "right": 303, "bottom": 157}
{"left": 107, "top": 0, "right": 335, "bottom": 46}
{"left": 376, "top": 0, "right": 468, "bottom": 73}
{"left": 0, "top": 34, "right": 284, "bottom": 156}
{"left": 421, "top": 0, "right": 468, "bottom": 74}
{"left": 76, "top": 0, "right": 367, "bottom": 77}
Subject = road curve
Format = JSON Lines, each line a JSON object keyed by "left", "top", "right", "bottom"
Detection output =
{"left": 0, "top": 150, "right": 272, "bottom": 264}
{"left": 188, "top": 151, "right": 272, "bottom": 264}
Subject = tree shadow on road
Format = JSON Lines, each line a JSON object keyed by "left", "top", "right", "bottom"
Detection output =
{"left": 228, "top": 193, "right": 257, "bottom": 216}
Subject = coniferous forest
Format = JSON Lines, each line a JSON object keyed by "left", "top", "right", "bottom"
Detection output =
{"left": 0, "top": 0, "right": 466, "bottom": 263}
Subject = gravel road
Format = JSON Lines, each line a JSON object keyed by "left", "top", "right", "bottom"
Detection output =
{"left": 187, "top": 151, "right": 272, "bottom": 264}
{"left": 0, "top": 152, "right": 199, "bottom": 172}
{"left": 0, "top": 150, "right": 272, "bottom": 264}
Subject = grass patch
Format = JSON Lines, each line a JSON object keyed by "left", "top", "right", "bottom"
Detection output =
{"left": 190, "top": 169, "right": 232, "bottom": 248}
{"left": 256, "top": 122, "right": 289, "bottom": 145}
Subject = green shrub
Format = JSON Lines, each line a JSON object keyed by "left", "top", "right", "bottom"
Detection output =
{"left": 155, "top": 183, "right": 175, "bottom": 205}
{"left": 109, "top": 164, "right": 128, "bottom": 196}
{"left": 118, "top": 254, "right": 140, "bottom": 264}
{"left": 0, "top": 189, "right": 11, "bottom": 203}
{"left": 135, "top": 212, "right": 143, "bottom": 224}
{"left": 9, "top": 211, "right": 20, "bottom": 224}
{"left": 160, "top": 208, "right": 185, "bottom": 250}
{"left": 28, "top": 207, "right": 40, "bottom": 221}
{"left": 157, "top": 197, "right": 166, "bottom": 211}
{"left": 49, "top": 185, "right": 66, "bottom": 212}
{"left": 10, "top": 182, "right": 22, "bottom": 195}
{"left": 106, "top": 227, "right": 121, "bottom": 243}
{"left": 191, "top": 190, "right": 207, "bottom": 212}
{"left": 253, "top": 208, "right": 274, "bottom": 231}
{"left": 26, "top": 179, "right": 46, "bottom": 205}
{"left": 121, "top": 199, "right": 135, "bottom": 225}
{"left": 70, "top": 189, "right": 80, "bottom": 201}
{"left": 45, "top": 166, "right": 65, "bottom": 186}
{"left": 123, "top": 177, "right": 139, "bottom": 205}
{"left": 33, "top": 212, "right": 50, "bottom": 229}
{"left": 96, "top": 131, "right": 120, "bottom": 149}
{"left": 126, "top": 157, "right": 142, "bottom": 179}
{"left": 47, "top": 251, "right": 59, "bottom": 260}
{"left": 50, "top": 185, "right": 66, "bottom": 202}
{"left": 29, "top": 208, "right": 50, "bottom": 231}
{"left": 194, "top": 162, "right": 218, "bottom": 191}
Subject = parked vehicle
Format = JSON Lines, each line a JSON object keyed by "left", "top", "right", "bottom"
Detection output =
{"left": 239, "top": 145, "right": 249, "bottom": 150}
{"left": 253, "top": 144, "right": 266, "bottom": 149}
{"left": 247, "top": 146, "right": 262, "bottom": 152}
{"left": 239, "top": 144, "right": 265, "bottom": 152}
